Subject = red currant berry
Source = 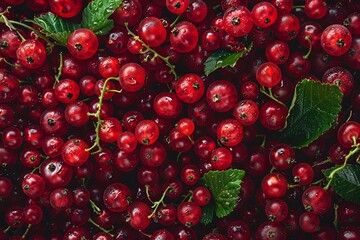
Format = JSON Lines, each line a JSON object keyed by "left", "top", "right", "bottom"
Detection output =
{"left": 305, "top": 0, "right": 327, "bottom": 19}
{"left": 138, "top": 17, "right": 167, "bottom": 47}
{"left": 117, "top": 131, "right": 137, "bottom": 153}
{"left": 177, "top": 201, "right": 202, "bottom": 227}
{"left": 269, "top": 144, "right": 295, "bottom": 171}
{"left": 22, "top": 173, "right": 45, "bottom": 198}
{"left": 233, "top": 100, "right": 259, "bottom": 126}
{"left": 321, "top": 24, "right": 352, "bottom": 56}
{"left": 337, "top": 121, "right": 360, "bottom": 148}
{"left": 206, "top": 80, "right": 238, "bottom": 112}
{"left": 302, "top": 186, "right": 332, "bottom": 214}
{"left": 126, "top": 201, "right": 151, "bottom": 230}
{"left": 292, "top": 163, "right": 314, "bottom": 186}
{"left": 216, "top": 118, "right": 243, "bottom": 147}
{"left": 322, "top": 66, "right": 354, "bottom": 97}
{"left": 265, "top": 40, "right": 290, "bottom": 65}
{"left": 67, "top": 28, "right": 99, "bottom": 59}
{"left": 153, "top": 92, "right": 182, "bottom": 119}
{"left": 261, "top": 173, "right": 288, "bottom": 198}
{"left": 135, "top": 120, "right": 160, "bottom": 145}
{"left": 16, "top": 39, "right": 46, "bottom": 69}
{"left": 62, "top": 138, "right": 90, "bottom": 167}
{"left": 256, "top": 62, "right": 282, "bottom": 88}
{"left": 223, "top": 6, "right": 253, "bottom": 37}
{"left": 170, "top": 21, "right": 199, "bottom": 53}
{"left": 192, "top": 186, "right": 211, "bottom": 207}
{"left": 273, "top": 13, "right": 300, "bottom": 41}
{"left": 99, "top": 57, "right": 121, "bottom": 78}
{"left": 166, "top": 0, "right": 189, "bottom": 14}
{"left": 260, "top": 101, "right": 288, "bottom": 131}
{"left": 103, "top": 183, "right": 131, "bottom": 212}
{"left": 49, "top": 0, "right": 82, "bottom": 18}
{"left": 265, "top": 199, "right": 288, "bottom": 222}
{"left": 175, "top": 73, "right": 205, "bottom": 104}
{"left": 251, "top": 2, "right": 278, "bottom": 28}
{"left": 119, "top": 63, "right": 146, "bottom": 92}
{"left": 299, "top": 211, "right": 320, "bottom": 233}
{"left": 211, "top": 147, "right": 233, "bottom": 170}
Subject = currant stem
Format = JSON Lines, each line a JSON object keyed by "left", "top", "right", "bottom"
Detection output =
{"left": 107, "top": 89, "right": 123, "bottom": 94}
{"left": 0, "top": 13, "right": 55, "bottom": 50}
{"left": 260, "top": 87, "right": 287, "bottom": 107}
{"left": 311, "top": 177, "right": 325, "bottom": 186}
{"left": 333, "top": 203, "right": 339, "bottom": 229}
{"left": 88, "top": 218, "right": 114, "bottom": 237}
{"left": 124, "top": 22, "right": 178, "bottom": 80}
{"left": 89, "top": 199, "right": 102, "bottom": 214}
{"left": 139, "top": 230, "right": 152, "bottom": 238}
{"left": 170, "top": 14, "right": 181, "bottom": 28}
{"left": 85, "top": 76, "right": 119, "bottom": 154}
{"left": 288, "top": 183, "right": 301, "bottom": 188}
{"left": 3, "top": 226, "right": 11, "bottom": 233}
{"left": 179, "top": 190, "right": 193, "bottom": 205}
{"left": 22, "top": 224, "right": 31, "bottom": 238}
{"left": 303, "top": 36, "right": 312, "bottom": 59}
{"left": 292, "top": 5, "right": 305, "bottom": 8}
{"left": 148, "top": 186, "right": 172, "bottom": 219}
{"left": 145, "top": 185, "right": 155, "bottom": 204}
{"left": 324, "top": 142, "right": 360, "bottom": 190}
{"left": 0, "top": 57, "right": 19, "bottom": 67}
{"left": 312, "top": 158, "right": 331, "bottom": 167}
{"left": 53, "top": 52, "right": 63, "bottom": 88}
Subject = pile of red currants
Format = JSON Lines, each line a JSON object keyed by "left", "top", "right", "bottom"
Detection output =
{"left": 0, "top": 0, "right": 360, "bottom": 239}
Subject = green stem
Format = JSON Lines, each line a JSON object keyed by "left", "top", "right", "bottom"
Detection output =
{"left": 124, "top": 23, "right": 178, "bottom": 80}
{"left": 85, "top": 77, "right": 119, "bottom": 154}
{"left": 0, "top": 13, "right": 55, "bottom": 50}
{"left": 3, "top": 226, "right": 11, "bottom": 233}
{"left": 148, "top": 186, "right": 171, "bottom": 219}
{"left": 311, "top": 177, "right": 326, "bottom": 186}
{"left": 88, "top": 218, "right": 114, "bottom": 237}
{"left": 145, "top": 185, "right": 155, "bottom": 204}
{"left": 312, "top": 158, "right": 331, "bottom": 168}
{"left": 53, "top": 52, "right": 63, "bottom": 88}
{"left": 0, "top": 57, "right": 19, "bottom": 67}
{"left": 139, "top": 230, "right": 152, "bottom": 238}
{"left": 293, "top": 5, "right": 305, "bottom": 8}
{"left": 22, "top": 224, "right": 31, "bottom": 238}
{"left": 324, "top": 144, "right": 360, "bottom": 190}
{"left": 170, "top": 14, "right": 181, "bottom": 28}
{"left": 260, "top": 87, "right": 286, "bottom": 107}
{"left": 107, "top": 89, "right": 123, "bottom": 94}
{"left": 333, "top": 204, "right": 339, "bottom": 229}
{"left": 89, "top": 199, "right": 101, "bottom": 214}
{"left": 303, "top": 36, "right": 312, "bottom": 59}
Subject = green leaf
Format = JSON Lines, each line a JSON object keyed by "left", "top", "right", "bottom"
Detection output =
{"left": 278, "top": 80, "right": 342, "bottom": 148}
{"left": 202, "top": 169, "right": 245, "bottom": 218}
{"left": 200, "top": 203, "right": 214, "bottom": 225}
{"left": 32, "top": 13, "right": 80, "bottom": 45}
{"left": 81, "top": 0, "right": 123, "bottom": 35}
{"left": 323, "top": 164, "right": 360, "bottom": 204}
{"left": 204, "top": 42, "right": 253, "bottom": 76}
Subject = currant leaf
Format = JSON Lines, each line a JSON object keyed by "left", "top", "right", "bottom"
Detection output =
{"left": 202, "top": 169, "right": 245, "bottom": 218}
{"left": 81, "top": 0, "right": 123, "bottom": 35}
{"left": 200, "top": 203, "right": 214, "bottom": 225}
{"left": 32, "top": 13, "right": 80, "bottom": 45}
{"left": 204, "top": 42, "right": 253, "bottom": 76}
{"left": 323, "top": 164, "right": 360, "bottom": 204}
{"left": 278, "top": 79, "right": 342, "bottom": 148}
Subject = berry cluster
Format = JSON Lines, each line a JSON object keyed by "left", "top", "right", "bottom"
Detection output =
{"left": 0, "top": 0, "right": 360, "bottom": 239}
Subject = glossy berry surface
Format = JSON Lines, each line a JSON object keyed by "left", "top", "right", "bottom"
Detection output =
{"left": 0, "top": 1, "right": 359, "bottom": 239}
